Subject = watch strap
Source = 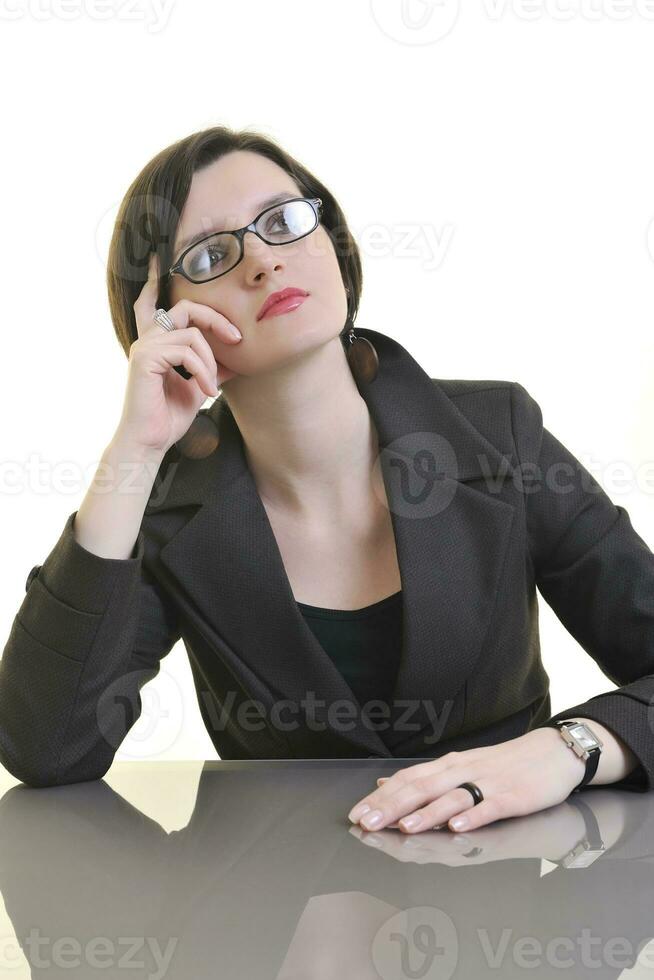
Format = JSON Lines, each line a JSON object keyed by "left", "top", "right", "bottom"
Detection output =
{"left": 567, "top": 796, "right": 604, "bottom": 849}
{"left": 556, "top": 796, "right": 606, "bottom": 868}
{"left": 547, "top": 720, "right": 601, "bottom": 791}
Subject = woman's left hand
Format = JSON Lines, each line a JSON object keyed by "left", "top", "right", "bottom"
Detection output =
{"left": 347, "top": 728, "right": 587, "bottom": 834}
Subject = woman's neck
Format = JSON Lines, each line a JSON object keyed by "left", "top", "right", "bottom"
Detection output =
{"left": 224, "top": 337, "right": 380, "bottom": 518}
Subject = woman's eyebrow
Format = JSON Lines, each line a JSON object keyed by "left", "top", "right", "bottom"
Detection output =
{"left": 175, "top": 191, "right": 300, "bottom": 253}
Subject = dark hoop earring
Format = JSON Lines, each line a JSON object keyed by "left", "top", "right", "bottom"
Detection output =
{"left": 346, "top": 324, "right": 378, "bottom": 383}
{"left": 343, "top": 285, "right": 378, "bottom": 383}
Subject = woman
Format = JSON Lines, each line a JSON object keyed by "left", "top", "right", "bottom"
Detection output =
{"left": 1, "top": 126, "right": 652, "bottom": 835}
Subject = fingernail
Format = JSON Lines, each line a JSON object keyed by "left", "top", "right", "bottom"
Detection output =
{"left": 348, "top": 803, "right": 371, "bottom": 823}
{"left": 360, "top": 809, "right": 383, "bottom": 829}
{"left": 450, "top": 817, "right": 468, "bottom": 830}
{"left": 399, "top": 814, "right": 421, "bottom": 830}
{"left": 228, "top": 324, "right": 242, "bottom": 339}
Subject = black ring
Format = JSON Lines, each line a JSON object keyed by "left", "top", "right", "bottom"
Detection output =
{"left": 457, "top": 781, "right": 484, "bottom": 805}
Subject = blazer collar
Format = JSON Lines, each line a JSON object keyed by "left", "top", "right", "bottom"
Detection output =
{"left": 145, "top": 327, "right": 516, "bottom": 758}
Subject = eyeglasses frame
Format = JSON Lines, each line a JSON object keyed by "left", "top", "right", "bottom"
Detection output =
{"left": 167, "top": 196, "right": 323, "bottom": 285}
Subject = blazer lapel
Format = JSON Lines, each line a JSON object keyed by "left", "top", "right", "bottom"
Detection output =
{"left": 144, "top": 328, "right": 517, "bottom": 759}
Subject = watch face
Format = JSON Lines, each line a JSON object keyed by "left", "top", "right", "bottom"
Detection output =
{"left": 567, "top": 723, "right": 600, "bottom": 749}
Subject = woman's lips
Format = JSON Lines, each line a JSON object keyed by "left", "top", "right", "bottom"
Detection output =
{"left": 258, "top": 294, "right": 308, "bottom": 320}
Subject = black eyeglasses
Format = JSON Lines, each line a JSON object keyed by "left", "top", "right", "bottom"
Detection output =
{"left": 167, "top": 196, "right": 323, "bottom": 285}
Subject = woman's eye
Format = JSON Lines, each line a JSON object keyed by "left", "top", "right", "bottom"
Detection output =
{"left": 192, "top": 246, "right": 224, "bottom": 271}
{"left": 265, "top": 208, "right": 290, "bottom": 234}
{"left": 205, "top": 246, "right": 225, "bottom": 263}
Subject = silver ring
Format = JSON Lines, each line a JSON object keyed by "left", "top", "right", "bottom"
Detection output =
{"left": 153, "top": 308, "right": 176, "bottom": 332}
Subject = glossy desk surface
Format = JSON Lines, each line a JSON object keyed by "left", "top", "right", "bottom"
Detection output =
{"left": 0, "top": 759, "right": 652, "bottom": 979}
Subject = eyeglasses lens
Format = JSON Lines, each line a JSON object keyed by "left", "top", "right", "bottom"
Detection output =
{"left": 181, "top": 199, "right": 318, "bottom": 283}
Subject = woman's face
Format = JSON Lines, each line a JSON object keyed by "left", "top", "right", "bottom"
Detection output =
{"left": 166, "top": 150, "right": 349, "bottom": 376}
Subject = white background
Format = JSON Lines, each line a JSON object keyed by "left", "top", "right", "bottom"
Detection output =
{"left": 1, "top": 0, "right": 653, "bottom": 768}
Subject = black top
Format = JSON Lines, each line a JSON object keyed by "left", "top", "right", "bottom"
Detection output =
{"left": 296, "top": 590, "right": 403, "bottom": 726}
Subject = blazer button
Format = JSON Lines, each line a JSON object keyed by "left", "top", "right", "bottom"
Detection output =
{"left": 25, "top": 564, "right": 42, "bottom": 592}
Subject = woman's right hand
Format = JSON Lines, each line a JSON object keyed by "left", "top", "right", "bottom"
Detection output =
{"left": 115, "top": 253, "right": 242, "bottom": 455}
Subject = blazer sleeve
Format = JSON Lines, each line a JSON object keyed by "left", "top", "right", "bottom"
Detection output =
{"left": 0, "top": 510, "right": 181, "bottom": 788}
{"left": 511, "top": 382, "right": 654, "bottom": 792}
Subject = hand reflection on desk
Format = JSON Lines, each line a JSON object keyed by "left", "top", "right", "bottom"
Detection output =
{"left": 0, "top": 766, "right": 652, "bottom": 979}
{"left": 349, "top": 790, "right": 625, "bottom": 866}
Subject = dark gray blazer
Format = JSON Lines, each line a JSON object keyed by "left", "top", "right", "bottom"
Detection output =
{"left": 1, "top": 327, "right": 653, "bottom": 789}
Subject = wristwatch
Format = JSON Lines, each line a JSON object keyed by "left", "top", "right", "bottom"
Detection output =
{"left": 554, "top": 796, "right": 606, "bottom": 868}
{"left": 546, "top": 720, "right": 603, "bottom": 792}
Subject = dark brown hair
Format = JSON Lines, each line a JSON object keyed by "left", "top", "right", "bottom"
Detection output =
{"left": 106, "top": 126, "right": 363, "bottom": 360}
